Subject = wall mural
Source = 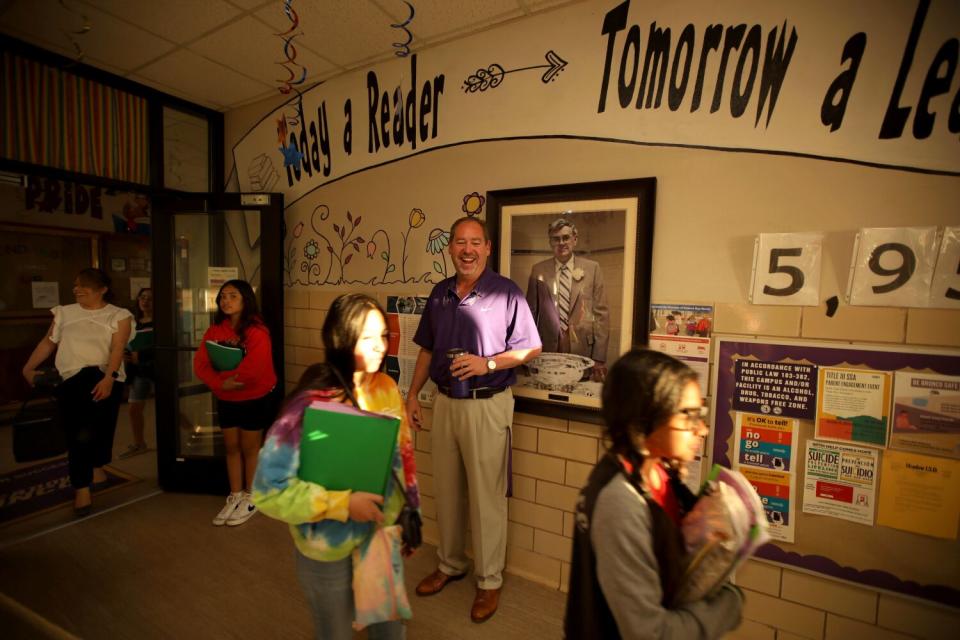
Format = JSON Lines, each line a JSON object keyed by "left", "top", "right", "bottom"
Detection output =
{"left": 462, "top": 50, "right": 568, "bottom": 93}
{"left": 283, "top": 191, "right": 484, "bottom": 287}
{"left": 232, "top": 0, "right": 958, "bottom": 289}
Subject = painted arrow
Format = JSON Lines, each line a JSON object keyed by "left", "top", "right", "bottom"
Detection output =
{"left": 462, "top": 49, "right": 568, "bottom": 93}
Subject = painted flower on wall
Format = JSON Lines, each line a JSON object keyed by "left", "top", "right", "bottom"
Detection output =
{"left": 293, "top": 221, "right": 304, "bottom": 238}
{"left": 303, "top": 239, "right": 320, "bottom": 260}
{"left": 409, "top": 208, "right": 425, "bottom": 228}
{"left": 462, "top": 192, "right": 485, "bottom": 216}
{"left": 427, "top": 228, "right": 450, "bottom": 255}
{"left": 366, "top": 241, "right": 377, "bottom": 258}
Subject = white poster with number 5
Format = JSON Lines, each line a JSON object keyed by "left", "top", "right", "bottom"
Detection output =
{"left": 930, "top": 226, "right": 960, "bottom": 309}
{"left": 750, "top": 232, "right": 823, "bottom": 306}
{"left": 847, "top": 227, "right": 940, "bottom": 307}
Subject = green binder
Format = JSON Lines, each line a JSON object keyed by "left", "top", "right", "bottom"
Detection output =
{"left": 205, "top": 340, "right": 243, "bottom": 371}
{"left": 299, "top": 402, "right": 400, "bottom": 496}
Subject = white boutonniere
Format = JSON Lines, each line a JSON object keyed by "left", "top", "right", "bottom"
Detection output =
{"left": 571, "top": 267, "right": 585, "bottom": 281}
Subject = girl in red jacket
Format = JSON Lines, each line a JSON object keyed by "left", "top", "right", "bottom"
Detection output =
{"left": 194, "top": 279, "right": 278, "bottom": 526}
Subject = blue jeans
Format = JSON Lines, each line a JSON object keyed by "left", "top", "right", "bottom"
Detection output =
{"left": 295, "top": 550, "right": 405, "bottom": 640}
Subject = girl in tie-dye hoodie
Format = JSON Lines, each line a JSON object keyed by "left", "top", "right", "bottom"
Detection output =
{"left": 252, "top": 294, "right": 419, "bottom": 640}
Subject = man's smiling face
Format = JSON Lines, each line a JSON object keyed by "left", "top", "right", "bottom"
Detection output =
{"left": 450, "top": 219, "right": 490, "bottom": 279}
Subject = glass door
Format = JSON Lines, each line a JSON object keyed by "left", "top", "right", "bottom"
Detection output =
{"left": 152, "top": 193, "right": 284, "bottom": 493}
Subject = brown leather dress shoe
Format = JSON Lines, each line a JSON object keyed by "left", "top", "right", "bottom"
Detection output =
{"left": 470, "top": 587, "right": 501, "bottom": 623}
{"left": 415, "top": 569, "right": 466, "bottom": 596}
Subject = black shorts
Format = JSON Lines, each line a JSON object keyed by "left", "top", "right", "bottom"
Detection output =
{"left": 217, "top": 393, "right": 277, "bottom": 431}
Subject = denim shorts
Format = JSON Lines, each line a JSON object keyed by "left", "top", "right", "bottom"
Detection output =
{"left": 128, "top": 375, "right": 154, "bottom": 402}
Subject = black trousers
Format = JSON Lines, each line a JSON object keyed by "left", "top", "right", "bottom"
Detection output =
{"left": 54, "top": 367, "right": 123, "bottom": 489}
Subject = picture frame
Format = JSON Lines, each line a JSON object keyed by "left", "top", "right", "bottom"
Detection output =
{"left": 487, "top": 178, "right": 657, "bottom": 421}
{"left": 110, "top": 257, "right": 127, "bottom": 272}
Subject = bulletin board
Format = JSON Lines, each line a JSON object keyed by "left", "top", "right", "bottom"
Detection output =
{"left": 0, "top": 224, "right": 98, "bottom": 317}
{"left": 710, "top": 336, "right": 960, "bottom": 608}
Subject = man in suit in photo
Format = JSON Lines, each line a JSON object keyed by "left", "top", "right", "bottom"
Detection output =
{"left": 526, "top": 217, "right": 610, "bottom": 380}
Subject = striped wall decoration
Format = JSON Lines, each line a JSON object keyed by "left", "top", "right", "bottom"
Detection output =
{"left": 0, "top": 52, "right": 149, "bottom": 185}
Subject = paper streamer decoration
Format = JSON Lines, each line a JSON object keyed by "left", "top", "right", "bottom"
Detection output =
{"left": 275, "top": 0, "right": 308, "bottom": 167}
{"left": 391, "top": 1, "right": 416, "bottom": 57}
{"left": 59, "top": 0, "right": 91, "bottom": 62}
{"left": 275, "top": 0, "right": 308, "bottom": 127}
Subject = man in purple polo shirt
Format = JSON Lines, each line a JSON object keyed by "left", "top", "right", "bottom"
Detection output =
{"left": 406, "top": 216, "right": 541, "bottom": 623}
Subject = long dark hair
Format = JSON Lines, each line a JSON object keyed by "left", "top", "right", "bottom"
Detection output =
{"left": 280, "top": 362, "right": 346, "bottom": 413}
{"left": 76, "top": 267, "right": 115, "bottom": 303}
{"left": 601, "top": 349, "right": 697, "bottom": 457}
{"left": 321, "top": 293, "right": 387, "bottom": 391}
{"left": 213, "top": 279, "right": 263, "bottom": 342}
{"left": 133, "top": 287, "right": 152, "bottom": 322}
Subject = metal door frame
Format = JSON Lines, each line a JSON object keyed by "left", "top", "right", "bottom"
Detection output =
{"left": 152, "top": 193, "right": 284, "bottom": 493}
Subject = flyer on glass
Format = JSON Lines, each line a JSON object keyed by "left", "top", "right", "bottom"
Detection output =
{"left": 815, "top": 367, "right": 892, "bottom": 448}
{"left": 802, "top": 440, "right": 878, "bottom": 526}
{"left": 877, "top": 450, "right": 960, "bottom": 540}
{"left": 890, "top": 372, "right": 960, "bottom": 460}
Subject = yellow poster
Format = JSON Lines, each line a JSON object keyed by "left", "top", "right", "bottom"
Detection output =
{"left": 877, "top": 450, "right": 960, "bottom": 540}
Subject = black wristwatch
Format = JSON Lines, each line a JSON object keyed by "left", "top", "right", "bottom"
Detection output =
{"left": 110, "top": 370, "right": 120, "bottom": 379}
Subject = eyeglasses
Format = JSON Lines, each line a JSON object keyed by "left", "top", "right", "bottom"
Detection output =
{"left": 549, "top": 234, "right": 575, "bottom": 244}
{"left": 671, "top": 406, "right": 709, "bottom": 432}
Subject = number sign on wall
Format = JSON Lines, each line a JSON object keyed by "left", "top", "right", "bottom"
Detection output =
{"left": 846, "top": 227, "right": 940, "bottom": 307}
{"left": 931, "top": 226, "right": 960, "bottom": 309}
{"left": 750, "top": 232, "right": 823, "bottom": 306}
{"left": 749, "top": 227, "right": 958, "bottom": 309}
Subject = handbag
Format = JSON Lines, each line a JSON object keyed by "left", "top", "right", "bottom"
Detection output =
{"left": 352, "top": 524, "right": 412, "bottom": 629}
{"left": 12, "top": 383, "right": 66, "bottom": 463}
{"left": 392, "top": 469, "right": 422, "bottom": 552}
{"left": 32, "top": 366, "right": 63, "bottom": 391}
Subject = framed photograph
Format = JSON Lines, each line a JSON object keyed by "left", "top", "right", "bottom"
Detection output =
{"left": 487, "top": 178, "right": 656, "bottom": 420}
{"left": 110, "top": 257, "right": 127, "bottom": 272}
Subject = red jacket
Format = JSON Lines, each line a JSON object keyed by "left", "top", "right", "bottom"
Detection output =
{"left": 194, "top": 320, "right": 277, "bottom": 402}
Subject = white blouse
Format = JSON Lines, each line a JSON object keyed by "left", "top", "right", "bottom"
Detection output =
{"left": 50, "top": 303, "right": 133, "bottom": 381}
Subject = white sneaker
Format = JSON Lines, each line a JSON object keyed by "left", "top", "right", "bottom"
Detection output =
{"left": 213, "top": 493, "right": 242, "bottom": 526}
{"left": 226, "top": 492, "right": 257, "bottom": 526}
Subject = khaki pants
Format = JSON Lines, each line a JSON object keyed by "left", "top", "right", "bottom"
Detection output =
{"left": 432, "top": 388, "right": 513, "bottom": 590}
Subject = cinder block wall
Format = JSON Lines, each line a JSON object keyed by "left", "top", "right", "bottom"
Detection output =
{"left": 282, "top": 289, "right": 960, "bottom": 640}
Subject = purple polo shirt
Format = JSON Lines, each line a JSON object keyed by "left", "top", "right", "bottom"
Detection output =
{"left": 413, "top": 268, "right": 541, "bottom": 390}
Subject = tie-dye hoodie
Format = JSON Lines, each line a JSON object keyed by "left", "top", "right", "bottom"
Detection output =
{"left": 252, "top": 372, "right": 420, "bottom": 562}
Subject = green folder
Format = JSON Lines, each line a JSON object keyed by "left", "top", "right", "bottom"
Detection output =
{"left": 205, "top": 340, "right": 243, "bottom": 371}
{"left": 299, "top": 402, "right": 400, "bottom": 496}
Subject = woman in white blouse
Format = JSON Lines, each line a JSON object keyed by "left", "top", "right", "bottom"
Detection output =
{"left": 22, "top": 268, "right": 132, "bottom": 517}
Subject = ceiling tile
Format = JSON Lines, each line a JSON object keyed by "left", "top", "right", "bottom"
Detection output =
{"left": 133, "top": 49, "right": 271, "bottom": 110}
{"left": 524, "top": 0, "right": 583, "bottom": 12}
{"left": 189, "top": 15, "right": 336, "bottom": 88}
{"left": 81, "top": 0, "right": 243, "bottom": 44}
{"left": 376, "top": 0, "right": 521, "bottom": 40}
{"left": 0, "top": 0, "right": 175, "bottom": 71}
{"left": 255, "top": 0, "right": 398, "bottom": 66}
{"left": 1, "top": 0, "right": 588, "bottom": 112}
{"left": 223, "top": 0, "right": 274, "bottom": 10}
